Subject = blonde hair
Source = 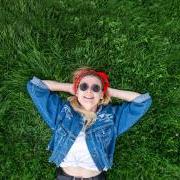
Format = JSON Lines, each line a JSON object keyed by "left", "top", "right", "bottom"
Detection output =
{"left": 68, "top": 67, "right": 111, "bottom": 128}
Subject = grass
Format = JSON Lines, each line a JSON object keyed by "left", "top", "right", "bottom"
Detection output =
{"left": 0, "top": 0, "right": 179, "bottom": 179}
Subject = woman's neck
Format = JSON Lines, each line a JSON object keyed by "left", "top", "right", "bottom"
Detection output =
{"left": 83, "top": 105, "right": 97, "bottom": 112}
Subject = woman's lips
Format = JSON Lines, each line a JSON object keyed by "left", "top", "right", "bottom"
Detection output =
{"left": 83, "top": 96, "right": 94, "bottom": 99}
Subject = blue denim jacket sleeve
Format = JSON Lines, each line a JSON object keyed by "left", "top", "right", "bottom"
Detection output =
{"left": 26, "top": 76, "right": 64, "bottom": 131}
{"left": 112, "top": 93, "right": 152, "bottom": 137}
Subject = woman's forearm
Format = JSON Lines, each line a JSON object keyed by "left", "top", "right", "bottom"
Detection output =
{"left": 108, "top": 87, "right": 141, "bottom": 102}
{"left": 42, "top": 80, "right": 74, "bottom": 94}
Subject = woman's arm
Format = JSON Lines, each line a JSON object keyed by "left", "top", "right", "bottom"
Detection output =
{"left": 42, "top": 80, "right": 74, "bottom": 95}
{"left": 108, "top": 86, "right": 152, "bottom": 136}
{"left": 108, "top": 87, "right": 141, "bottom": 102}
{"left": 27, "top": 76, "right": 65, "bottom": 130}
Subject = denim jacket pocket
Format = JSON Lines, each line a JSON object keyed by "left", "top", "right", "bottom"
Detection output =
{"left": 95, "top": 127, "right": 112, "bottom": 149}
{"left": 55, "top": 125, "right": 68, "bottom": 145}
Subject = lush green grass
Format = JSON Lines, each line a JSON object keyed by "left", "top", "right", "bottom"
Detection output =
{"left": 1, "top": 0, "right": 179, "bottom": 179}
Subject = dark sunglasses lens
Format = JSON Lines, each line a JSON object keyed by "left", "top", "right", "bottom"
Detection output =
{"left": 79, "top": 83, "right": 88, "bottom": 91}
{"left": 92, "top": 84, "right": 101, "bottom": 92}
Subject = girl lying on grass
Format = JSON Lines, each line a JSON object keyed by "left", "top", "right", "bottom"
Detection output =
{"left": 27, "top": 67, "right": 152, "bottom": 180}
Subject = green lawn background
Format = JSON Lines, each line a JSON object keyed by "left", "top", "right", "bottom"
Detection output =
{"left": 0, "top": 0, "right": 179, "bottom": 179}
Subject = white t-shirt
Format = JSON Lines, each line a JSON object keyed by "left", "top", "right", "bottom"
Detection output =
{"left": 60, "top": 126, "right": 107, "bottom": 171}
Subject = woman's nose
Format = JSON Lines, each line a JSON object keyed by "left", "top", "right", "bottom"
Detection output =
{"left": 86, "top": 88, "right": 93, "bottom": 94}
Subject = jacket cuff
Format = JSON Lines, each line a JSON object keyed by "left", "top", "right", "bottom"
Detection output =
{"left": 132, "top": 93, "right": 151, "bottom": 103}
{"left": 30, "top": 76, "right": 49, "bottom": 89}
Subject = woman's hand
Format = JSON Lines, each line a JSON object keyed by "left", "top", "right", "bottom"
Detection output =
{"left": 69, "top": 84, "right": 75, "bottom": 95}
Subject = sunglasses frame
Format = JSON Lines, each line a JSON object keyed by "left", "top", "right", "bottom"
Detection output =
{"left": 79, "top": 82, "right": 102, "bottom": 93}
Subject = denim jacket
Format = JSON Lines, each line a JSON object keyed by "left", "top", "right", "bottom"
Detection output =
{"left": 26, "top": 76, "right": 152, "bottom": 171}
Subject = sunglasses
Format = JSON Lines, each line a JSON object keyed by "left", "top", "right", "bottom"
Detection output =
{"left": 79, "top": 82, "right": 102, "bottom": 93}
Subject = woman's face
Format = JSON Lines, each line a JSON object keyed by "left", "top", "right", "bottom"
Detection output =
{"left": 76, "top": 75, "right": 103, "bottom": 112}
